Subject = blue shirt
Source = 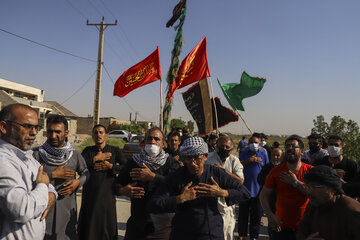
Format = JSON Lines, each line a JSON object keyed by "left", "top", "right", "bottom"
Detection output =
{"left": 240, "top": 147, "right": 269, "bottom": 197}
{"left": 237, "top": 140, "right": 248, "bottom": 152}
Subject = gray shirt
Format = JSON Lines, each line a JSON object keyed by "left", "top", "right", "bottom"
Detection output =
{"left": 302, "top": 148, "right": 329, "bottom": 164}
{"left": 0, "top": 139, "right": 57, "bottom": 240}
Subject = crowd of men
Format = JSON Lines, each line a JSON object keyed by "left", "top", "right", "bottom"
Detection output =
{"left": 0, "top": 103, "right": 360, "bottom": 240}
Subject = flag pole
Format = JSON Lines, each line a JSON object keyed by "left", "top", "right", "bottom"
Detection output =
{"left": 160, "top": 78, "right": 164, "bottom": 132}
{"left": 208, "top": 77, "right": 219, "bottom": 135}
{"left": 236, "top": 110, "right": 253, "bottom": 134}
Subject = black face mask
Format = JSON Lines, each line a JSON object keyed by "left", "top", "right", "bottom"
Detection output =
{"left": 218, "top": 148, "right": 231, "bottom": 159}
{"left": 309, "top": 145, "right": 320, "bottom": 153}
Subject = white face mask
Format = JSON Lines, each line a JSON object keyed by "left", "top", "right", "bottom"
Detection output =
{"left": 249, "top": 143, "right": 259, "bottom": 152}
{"left": 260, "top": 141, "right": 266, "bottom": 147}
{"left": 144, "top": 144, "right": 161, "bottom": 157}
{"left": 327, "top": 145, "right": 341, "bottom": 158}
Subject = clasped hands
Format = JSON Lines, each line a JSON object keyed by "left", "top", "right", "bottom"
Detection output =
{"left": 176, "top": 177, "right": 228, "bottom": 204}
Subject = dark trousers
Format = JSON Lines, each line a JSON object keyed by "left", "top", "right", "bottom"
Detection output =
{"left": 238, "top": 196, "right": 263, "bottom": 238}
{"left": 268, "top": 227, "right": 296, "bottom": 240}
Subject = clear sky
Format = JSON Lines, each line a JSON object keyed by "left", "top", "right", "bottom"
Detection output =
{"left": 1, "top": 0, "right": 360, "bottom": 136}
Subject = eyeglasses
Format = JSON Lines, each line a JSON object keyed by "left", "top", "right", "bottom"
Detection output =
{"left": 7, "top": 121, "right": 42, "bottom": 132}
{"left": 285, "top": 144, "right": 300, "bottom": 149}
{"left": 146, "top": 136, "right": 162, "bottom": 142}
{"left": 329, "top": 143, "right": 341, "bottom": 147}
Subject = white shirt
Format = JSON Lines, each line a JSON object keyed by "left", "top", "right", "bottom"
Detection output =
{"left": 206, "top": 152, "right": 244, "bottom": 210}
{"left": 0, "top": 139, "right": 56, "bottom": 240}
{"left": 206, "top": 152, "right": 244, "bottom": 240}
{"left": 206, "top": 152, "right": 244, "bottom": 180}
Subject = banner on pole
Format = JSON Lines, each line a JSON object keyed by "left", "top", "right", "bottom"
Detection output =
{"left": 182, "top": 80, "right": 238, "bottom": 135}
{"left": 114, "top": 47, "right": 161, "bottom": 97}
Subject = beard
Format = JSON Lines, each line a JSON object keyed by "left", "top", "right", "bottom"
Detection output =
{"left": 285, "top": 151, "right": 300, "bottom": 163}
{"left": 9, "top": 127, "right": 34, "bottom": 151}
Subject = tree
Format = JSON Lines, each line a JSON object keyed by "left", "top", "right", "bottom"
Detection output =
{"left": 312, "top": 115, "right": 360, "bottom": 162}
{"left": 170, "top": 118, "right": 186, "bottom": 130}
{"left": 187, "top": 120, "right": 195, "bottom": 134}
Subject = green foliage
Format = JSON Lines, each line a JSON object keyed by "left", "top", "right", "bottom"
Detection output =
{"left": 75, "top": 137, "right": 126, "bottom": 153}
{"left": 187, "top": 120, "right": 195, "bottom": 134}
{"left": 171, "top": 118, "right": 186, "bottom": 129}
{"left": 312, "top": 115, "right": 360, "bottom": 162}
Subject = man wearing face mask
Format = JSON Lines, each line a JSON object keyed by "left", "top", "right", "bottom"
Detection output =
{"left": 260, "top": 133, "right": 272, "bottom": 159}
{"left": 238, "top": 133, "right": 269, "bottom": 240}
{"left": 116, "top": 127, "right": 181, "bottom": 240}
{"left": 206, "top": 136, "right": 244, "bottom": 240}
{"left": 260, "top": 135, "right": 312, "bottom": 240}
{"left": 313, "top": 135, "right": 358, "bottom": 184}
{"left": 302, "top": 133, "right": 328, "bottom": 165}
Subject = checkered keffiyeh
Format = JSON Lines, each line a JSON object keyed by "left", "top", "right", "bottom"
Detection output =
{"left": 180, "top": 136, "right": 208, "bottom": 156}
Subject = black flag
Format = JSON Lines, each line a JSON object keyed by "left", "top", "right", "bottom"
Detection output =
{"left": 182, "top": 80, "right": 238, "bottom": 135}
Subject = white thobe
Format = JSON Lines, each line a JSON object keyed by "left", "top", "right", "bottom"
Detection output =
{"left": 0, "top": 139, "right": 56, "bottom": 240}
{"left": 206, "top": 152, "right": 244, "bottom": 240}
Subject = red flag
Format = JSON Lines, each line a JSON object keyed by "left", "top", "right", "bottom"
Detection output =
{"left": 113, "top": 47, "right": 161, "bottom": 97}
{"left": 167, "top": 36, "right": 210, "bottom": 101}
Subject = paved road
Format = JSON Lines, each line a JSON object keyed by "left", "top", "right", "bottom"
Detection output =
{"left": 78, "top": 194, "right": 269, "bottom": 239}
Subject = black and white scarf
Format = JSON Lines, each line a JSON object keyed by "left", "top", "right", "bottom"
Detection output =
{"left": 38, "top": 141, "right": 75, "bottom": 166}
{"left": 133, "top": 148, "right": 169, "bottom": 171}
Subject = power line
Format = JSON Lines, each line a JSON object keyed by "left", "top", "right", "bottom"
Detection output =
{"left": 63, "top": 0, "right": 88, "bottom": 20}
{"left": 87, "top": 0, "right": 104, "bottom": 17}
{"left": 61, "top": 70, "right": 97, "bottom": 104}
{"left": 0, "top": 28, "right": 97, "bottom": 63}
{"left": 99, "top": 0, "right": 140, "bottom": 58}
{"left": 103, "top": 37, "right": 129, "bottom": 66}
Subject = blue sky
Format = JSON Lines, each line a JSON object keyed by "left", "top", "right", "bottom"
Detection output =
{"left": 1, "top": 0, "right": 359, "bottom": 136}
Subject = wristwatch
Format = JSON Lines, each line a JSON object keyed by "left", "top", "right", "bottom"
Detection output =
{"left": 292, "top": 180, "right": 299, "bottom": 188}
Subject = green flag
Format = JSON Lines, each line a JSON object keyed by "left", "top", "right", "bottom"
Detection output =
{"left": 217, "top": 71, "right": 266, "bottom": 111}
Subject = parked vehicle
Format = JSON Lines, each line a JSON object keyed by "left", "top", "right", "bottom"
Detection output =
{"left": 107, "top": 130, "right": 136, "bottom": 142}
{"left": 123, "top": 135, "right": 145, "bottom": 160}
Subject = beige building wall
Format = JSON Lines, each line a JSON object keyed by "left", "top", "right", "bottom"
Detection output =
{"left": 77, "top": 117, "right": 132, "bottom": 134}
{"left": 0, "top": 78, "right": 45, "bottom": 102}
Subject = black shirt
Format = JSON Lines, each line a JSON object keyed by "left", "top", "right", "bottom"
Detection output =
{"left": 313, "top": 156, "right": 359, "bottom": 182}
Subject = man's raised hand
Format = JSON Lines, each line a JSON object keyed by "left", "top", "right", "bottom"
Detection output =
{"left": 119, "top": 182, "right": 145, "bottom": 198}
{"left": 176, "top": 181, "right": 197, "bottom": 204}
{"left": 195, "top": 177, "right": 228, "bottom": 198}
{"left": 130, "top": 163, "right": 156, "bottom": 182}
{"left": 36, "top": 166, "right": 50, "bottom": 186}
{"left": 93, "top": 151, "right": 112, "bottom": 163}
{"left": 58, "top": 179, "right": 80, "bottom": 196}
{"left": 52, "top": 163, "right": 74, "bottom": 179}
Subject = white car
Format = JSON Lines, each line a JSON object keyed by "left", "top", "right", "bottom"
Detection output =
{"left": 107, "top": 130, "right": 136, "bottom": 141}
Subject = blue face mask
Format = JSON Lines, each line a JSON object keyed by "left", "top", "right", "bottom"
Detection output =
{"left": 249, "top": 143, "right": 259, "bottom": 152}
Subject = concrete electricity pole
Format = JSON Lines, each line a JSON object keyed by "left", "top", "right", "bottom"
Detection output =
{"left": 87, "top": 17, "right": 117, "bottom": 126}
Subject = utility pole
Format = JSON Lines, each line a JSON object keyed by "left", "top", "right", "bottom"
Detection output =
{"left": 87, "top": 17, "right": 117, "bottom": 126}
